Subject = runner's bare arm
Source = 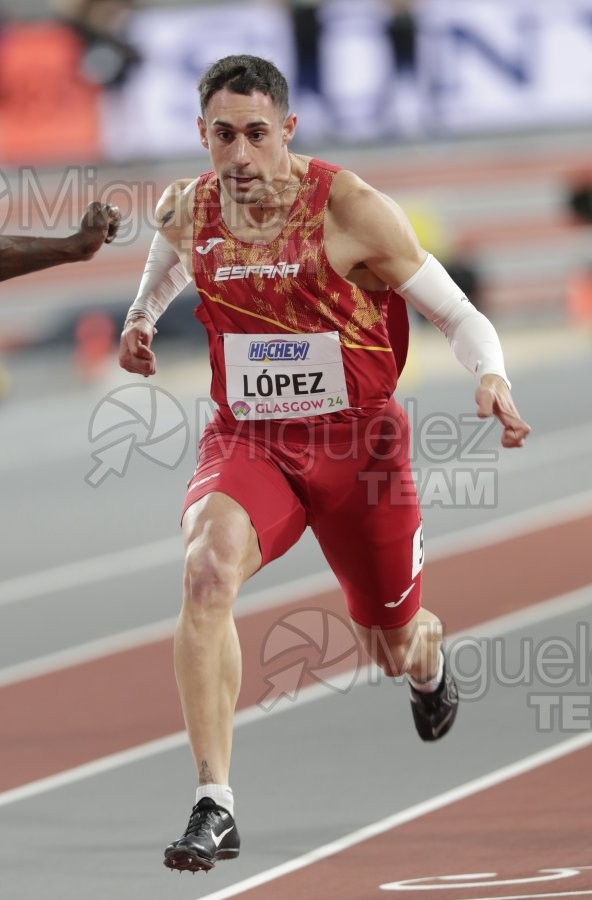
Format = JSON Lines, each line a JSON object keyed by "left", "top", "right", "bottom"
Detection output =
{"left": 330, "top": 174, "right": 530, "bottom": 448}
{"left": 0, "top": 202, "right": 120, "bottom": 282}
{"left": 328, "top": 172, "right": 426, "bottom": 286}
{"left": 155, "top": 180, "right": 196, "bottom": 253}
{"left": 119, "top": 181, "right": 195, "bottom": 376}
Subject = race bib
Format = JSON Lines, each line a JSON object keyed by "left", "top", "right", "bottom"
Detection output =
{"left": 224, "top": 331, "right": 350, "bottom": 420}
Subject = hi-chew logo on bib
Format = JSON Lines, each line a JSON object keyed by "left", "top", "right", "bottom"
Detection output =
{"left": 224, "top": 332, "right": 350, "bottom": 421}
{"left": 248, "top": 339, "right": 310, "bottom": 362}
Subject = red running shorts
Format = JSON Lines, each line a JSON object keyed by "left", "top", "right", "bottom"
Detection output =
{"left": 182, "top": 398, "right": 423, "bottom": 629}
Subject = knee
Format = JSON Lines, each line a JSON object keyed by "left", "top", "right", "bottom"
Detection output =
{"left": 182, "top": 543, "right": 239, "bottom": 617}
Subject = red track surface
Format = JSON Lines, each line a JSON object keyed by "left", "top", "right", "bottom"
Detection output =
{"left": 233, "top": 744, "right": 592, "bottom": 899}
{"left": 2, "top": 507, "right": 592, "bottom": 899}
{"left": 1, "top": 511, "right": 591, "bottom": 792}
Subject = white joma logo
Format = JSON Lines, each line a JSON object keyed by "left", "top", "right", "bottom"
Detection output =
{"left": 195, "top": 237, "right": 225, "bottom": 255}
{"left": 384, "top": 582, "right": 415, "bottom": 608}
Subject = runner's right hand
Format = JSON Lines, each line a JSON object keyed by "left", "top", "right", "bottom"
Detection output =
{"left": 119, "top": 318, "right": 156, "bottom": 376}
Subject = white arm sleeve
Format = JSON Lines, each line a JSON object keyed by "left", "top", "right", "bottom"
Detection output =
{"left": 397, "top": 253, "right": 510, "bottom": 387}
{"left": 125, "top": 232, "right": 192, "bottom": 327}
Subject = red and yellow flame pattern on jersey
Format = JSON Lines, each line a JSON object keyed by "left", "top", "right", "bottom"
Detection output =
{"left": 191, "top": 158, "right": 409, "bottom": 419}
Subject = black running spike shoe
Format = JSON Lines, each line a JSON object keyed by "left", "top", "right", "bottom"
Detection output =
{"left": 409, "top": 653, "right": 459, "bottom": 742}
{"left": 163, "top": 798, "right": 240, "bottom": 873}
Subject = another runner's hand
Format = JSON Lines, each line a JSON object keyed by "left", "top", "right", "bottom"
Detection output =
{"left": 119, "top": 318, "right": 157, "bottom": 376}
{"left": 476, "top": 374, "right": 531, "bottom": 448}
{"left": 77, "top": 201, "right": 122, "bottom": 255}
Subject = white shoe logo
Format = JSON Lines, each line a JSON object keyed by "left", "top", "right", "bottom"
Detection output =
{"left": 384, "top": 582, "right": 415, "bottom": 608}
{"left": 211, "top": 825, "right": 234, "bottom": 848}
{"left": 432, "top": 708, "right": 454, "bottom": 738}
{"left": 195, "top": 237, "right": 225, "bottom": 255}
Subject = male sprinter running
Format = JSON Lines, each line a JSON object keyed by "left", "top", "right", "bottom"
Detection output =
{"left": 119, "top": 55, "right": 530, "bottom": 873}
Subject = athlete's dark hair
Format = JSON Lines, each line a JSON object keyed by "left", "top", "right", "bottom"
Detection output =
{"left": 198, "top": 55, "right": 289, "bottom": 117}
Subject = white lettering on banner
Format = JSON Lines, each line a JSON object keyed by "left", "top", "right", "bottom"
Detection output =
{"left": 224, "top": 331, "right": 350, "bottom": 420}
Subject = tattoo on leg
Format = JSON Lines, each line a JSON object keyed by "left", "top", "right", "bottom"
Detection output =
{"left": 199, "top": 759, "right": 215, "bottom": 784}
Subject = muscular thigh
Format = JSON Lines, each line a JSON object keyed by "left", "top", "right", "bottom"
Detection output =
{"left": 182, "top": 422, "right": 307, "bottom": 568}
{"left": 182, "top": 492, "right": 263, "bottom": 582}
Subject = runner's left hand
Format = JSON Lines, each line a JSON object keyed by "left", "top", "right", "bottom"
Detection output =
{"left": 476, "top": 374, "right": 531, "bottom": 448}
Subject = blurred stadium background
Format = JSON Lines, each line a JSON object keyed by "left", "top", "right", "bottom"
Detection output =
{"left": 1, "top": 6, "right": 592, "bottom": 898}
{"left": 0, "top": 0, "right": 591, "bottom": 401}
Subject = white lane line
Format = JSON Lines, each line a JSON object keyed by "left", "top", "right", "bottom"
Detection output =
{"left": 9, "top": 384, "right": 592, "bottom": 471}
{"left": 0, "top": 732, "right": 188, "bottom": 810}
{"left": 482, "top": 419, "right": 592, "bottom": 477}
{"left": 0, "top": 583, "right": 590, "bottom": 810}
{"left": 452, "top": 583, "right": 592, "bottom": 642}
{"left": 1, "top": 487, "right": 592, "bottom": 611}
{"left": 426, "top": 487, "right": 592, "bottom": 562}
{"left": 0, "top": 571, "right": 338, "bottom": 687}
{"left": 0, "top": 537, "right": 182, "bottom": 608}
{"left": 1, "top": 573, "right": 590, "bottom": 691}
{"left": 380, "top": 866, "right": 592, "bottom": 893}
{"left": 0, "top": 617, "right": 178, "bottom": 688}
{"left": 1, "top": 360, "right": 590, "bottom": 473}
{"left": 1, "top": 492, "right": 592, "bottom": 686}
{"left": 196, "top": 733, "right": 592, "bottom": 900}
{"left": 0, "top": 699, "right": 285, "bottom": 810}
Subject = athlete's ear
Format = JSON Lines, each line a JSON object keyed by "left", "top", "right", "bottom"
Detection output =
{"left": 197, "top": 116, "right": 209, "bottom": 149}
{"left": 282, "top": 113, "right": 297, "bottom": 145}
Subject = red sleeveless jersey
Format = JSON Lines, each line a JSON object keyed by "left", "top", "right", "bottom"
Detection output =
{"left": 191, "top": 158, "right": 409, "bottom": 421}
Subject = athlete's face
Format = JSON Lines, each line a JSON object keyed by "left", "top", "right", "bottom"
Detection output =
{"left": 198, "top": 89, "right": 296, "bottom": 205}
